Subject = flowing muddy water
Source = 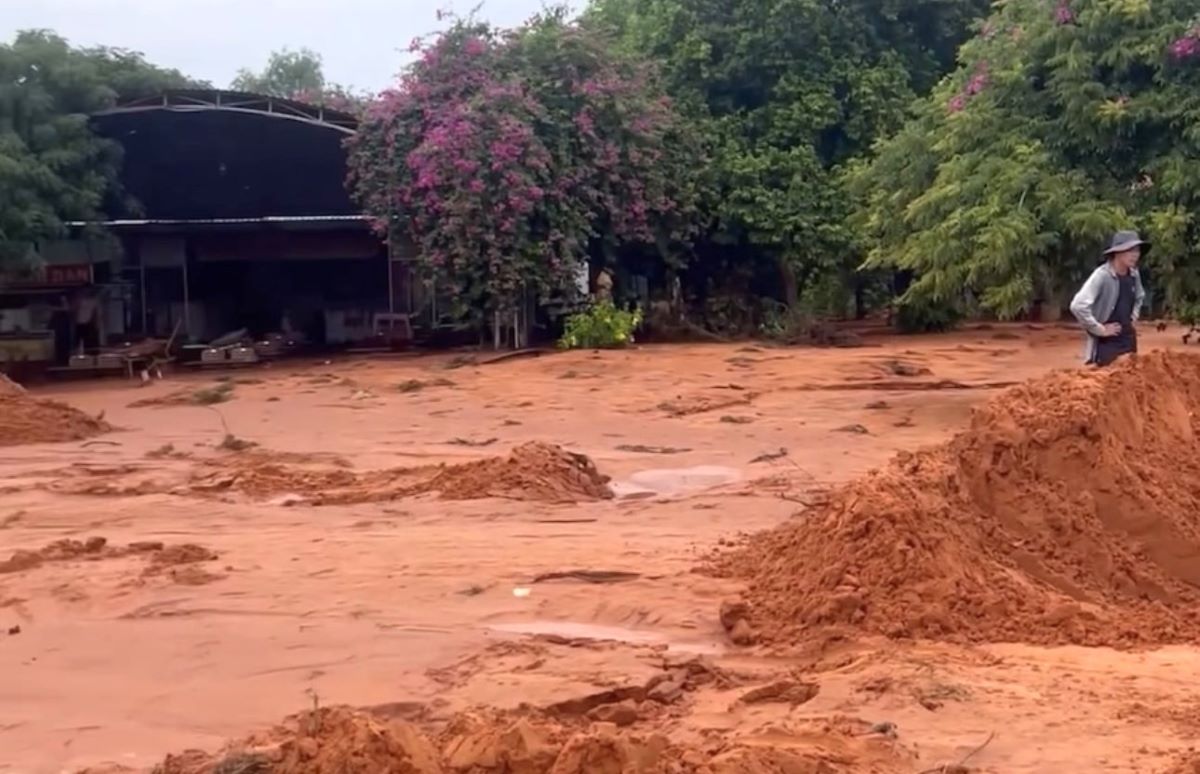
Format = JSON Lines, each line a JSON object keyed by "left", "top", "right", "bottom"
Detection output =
{"left": 4, "top": 326, "right": 1200, "bottom": 772}
{"left": 486, "top": 621, "right": 726, "bottom": 654}
{"left": 611, "top": 465, "right": 742, "bottom": 498}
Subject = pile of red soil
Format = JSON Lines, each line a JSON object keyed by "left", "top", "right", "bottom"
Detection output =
{"left": 424, "top": 442, "right": 613, "bottom": 503}
{"left": 0, "top": 536, "right": 217, "bottom": 577}
{"left": 0, "top": 374, "right": 111, "bottom": 447}
{"left": 717, "top": 352, "right": 1200, "bottom": 648}
{"left": 189, "top": 442, "right": 613, "bottom": 505}
{"left": 0, "top": 373, "right": 24, "bottom": 398}
{"left": 141, "top": 705, "right": 912, "bottom": 774}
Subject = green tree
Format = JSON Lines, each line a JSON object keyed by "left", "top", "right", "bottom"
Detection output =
{"left": 231, "top": 47, "right": 367, "bottom": 112}
{"left": 854, "top": 0, "right": 1200, "bottom": 318}
{"left": 231, "top": 47, "right": 326, "bottom": 96}
{"left": 584, "top": 0, "right": 989, "bottom": 321}
{"left": 0, "top": 30, "right": 197, "bottom": 268}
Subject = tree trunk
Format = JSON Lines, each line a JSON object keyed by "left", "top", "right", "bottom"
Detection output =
{"left": 778, "top": 258, "right": 798, "bottom": 308}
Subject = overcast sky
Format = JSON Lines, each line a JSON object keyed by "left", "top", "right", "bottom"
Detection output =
{"left": 3, "top": 0, "right": 552, "bottom": 93}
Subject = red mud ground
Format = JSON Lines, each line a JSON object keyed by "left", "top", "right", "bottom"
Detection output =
{"left": 2, "top": 325, "right": 1200, "bottom": 773}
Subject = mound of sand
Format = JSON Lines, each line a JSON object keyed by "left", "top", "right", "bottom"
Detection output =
{"left": 424, "top": 442, "right": 613, "bottom": 503}
{"left": 718, "top": 352, "right": 1200, "bottom": 648}
{"left": 0, "top": 373, "right": 25, "bottom": 397}
{"left": 188, "top": 442, "right": 613, "bottom": 505}
{"left": 0, "top": 536, "right": 217, "bottom": 577}
{"left": 0, "top": 374, "right": 110, "bottom": 447}
{"left": 140, "top": 705, "right": 913, "bottom": 774}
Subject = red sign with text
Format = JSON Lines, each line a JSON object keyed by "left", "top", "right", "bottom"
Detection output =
{"left": 0, "top": 264, "right": 93, "bottom": 288}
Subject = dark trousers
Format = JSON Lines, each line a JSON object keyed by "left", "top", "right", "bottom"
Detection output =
{"left": 1091, "top": 331, "right": 1137, "bottom": 367}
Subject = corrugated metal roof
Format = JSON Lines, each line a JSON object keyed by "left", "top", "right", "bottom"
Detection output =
{"left": 66, "top": 215, "right": 372, "bottom": 227}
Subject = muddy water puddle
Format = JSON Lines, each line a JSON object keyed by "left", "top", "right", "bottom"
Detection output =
{"left": 611, "top": 465, "right": 741, "bottom": 498}
{"left": 486, "top": 621, "right": 724, "bottom": 654}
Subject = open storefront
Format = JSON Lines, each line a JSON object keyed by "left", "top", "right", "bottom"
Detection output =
{"left": 0, "top": 242, "right": 135, "bottom": 380}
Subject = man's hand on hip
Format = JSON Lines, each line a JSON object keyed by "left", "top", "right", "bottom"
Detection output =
{"left": 1099, "top": 322, "right": 1122, "bottom": 337}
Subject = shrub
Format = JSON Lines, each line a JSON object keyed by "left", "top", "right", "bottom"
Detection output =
{"left": 559, "top": 300, "right": 643, "bottom": 349}
{"left": 894, "top": 301, "right": 963, "bottom": 333}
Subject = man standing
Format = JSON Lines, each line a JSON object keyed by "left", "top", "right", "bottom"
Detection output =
{"left": 1069, "top": 230, "right": 1149, "bottom": 367}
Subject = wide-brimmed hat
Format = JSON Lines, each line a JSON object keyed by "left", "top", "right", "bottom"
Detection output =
{"left": 1103, "top": 230, "right": 1151, "bottom": 257}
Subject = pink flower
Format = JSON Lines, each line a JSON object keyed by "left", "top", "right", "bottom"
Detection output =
{"left": 1054, "top": 1, "right": 1075, "bottom": 25}
{"left": 1170, "top": 31, "right": 1200, "bottom": 60}
{"left": 948, "top": 94, "right": 966, "bottom": 113}
{"left": 965, "top": 70, "right": 988, "bottom": 96}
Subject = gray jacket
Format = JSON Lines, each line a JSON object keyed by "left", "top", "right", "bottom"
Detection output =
{"left": 1069, "top": 262, "right": 1145, "bottom": 363}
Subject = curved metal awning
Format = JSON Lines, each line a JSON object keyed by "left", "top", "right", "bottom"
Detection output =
{"left": 91, "top": 93, "right": 362, "bottom": 221}
{"left": 93, "top": 89, "right": 359, "bottom": 134}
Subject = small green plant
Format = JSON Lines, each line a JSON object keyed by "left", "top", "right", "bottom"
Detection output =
{"left": 1176, "top": 303, "right": 1200, "bottom": 328}
{"left": 559, "top": 300, "right": 643, "bottom": 349}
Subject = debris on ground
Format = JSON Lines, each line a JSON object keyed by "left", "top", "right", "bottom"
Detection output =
{"left": 735, "top": 679, "right": 819, "bottom": 707}
{"left": 447, "top": 437, "right": 499, "bottom": 447}
{"left": 882, "top": 359, "right": 932, "bottom": 377}
{"left": 659, "top": 391, "right": 756, "bottom": 417}
{"left": 146, "top": 443, "right": 192, "bottom": 460}
{"left": 128, "top": 382, "right": 235, "bottom": 408}
{"left": 218, "top": 434, "right": 258, "bottom": 452}
{"left": 615, "top": 445, "right": 691, "bottom": 455}
{"left": 0, "top": 375, "right": 112, "bottom": 447}
{"left": 531, "top": 570, "right": 641, "bottom": 584}
{"left": 716, "top": 352, "right": 1200, "bottom": 648}
{"left": 397, "top": 378, "right": 455, "bottom": 393}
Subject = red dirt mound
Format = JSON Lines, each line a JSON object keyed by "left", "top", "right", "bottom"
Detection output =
{"left": 138, "top": 705, "right": 914, "bottom": 774}
{"left": 188, "top": 442, "right": 613, "bottom": 505}
{"left": 717, "top": 352, "right": 1200, "bottom": 648}
{"left": 0, "top": 536, "right": 217, "bottom": 577}
{"left": 425, "top": 442, "right": 613, "bottom": 503}
{"left": 0, "top": 373, "right": 25, "bottom": 397}
{"left": 0, "top": 375, "right": 110, "bottom": 447}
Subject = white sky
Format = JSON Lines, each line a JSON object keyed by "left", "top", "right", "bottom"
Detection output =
{"left": 2, "top": 0, "right": 552, "bottom": 93}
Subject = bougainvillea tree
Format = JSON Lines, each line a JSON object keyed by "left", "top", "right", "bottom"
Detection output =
{"left": 852, "top": 0, "right": 1200, "bottom": 318}
{"left": 347, "top": 11, "right": 702, "bottom": 335}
